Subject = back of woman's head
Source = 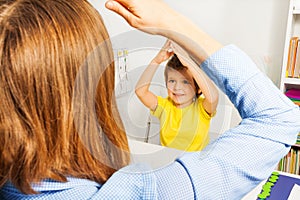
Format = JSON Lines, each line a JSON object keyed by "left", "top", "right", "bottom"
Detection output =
{"left": 0, "top": 0, "right": 129, "bottom": 194}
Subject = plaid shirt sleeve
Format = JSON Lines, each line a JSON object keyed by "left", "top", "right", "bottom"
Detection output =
{"left": 175, "top": 44, "right": 300, "bottom": 199}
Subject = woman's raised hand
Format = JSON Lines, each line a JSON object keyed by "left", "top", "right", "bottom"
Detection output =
{"left": 105, "top": 0, "right": 178, "bottom": 35}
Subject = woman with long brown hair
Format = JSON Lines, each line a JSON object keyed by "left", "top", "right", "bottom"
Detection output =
{"left": 0, "top": 0, "right": 129, "bottom": 196}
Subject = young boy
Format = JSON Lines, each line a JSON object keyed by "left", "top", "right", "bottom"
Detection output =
{"left": 135, "top": 40, "right": 219, "bottom": 151}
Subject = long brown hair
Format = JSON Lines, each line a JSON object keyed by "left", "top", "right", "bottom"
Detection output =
{"left": 0, "top": 0, "right": 129, "bottom": 194}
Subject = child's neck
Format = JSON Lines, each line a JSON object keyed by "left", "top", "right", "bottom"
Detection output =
{"left": 174, "top": 101, "right": 194, "bottom": 109}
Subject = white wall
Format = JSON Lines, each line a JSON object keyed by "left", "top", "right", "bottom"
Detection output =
{"left": 90, "top": 0, "right": 289, "bottom": 84}
{"left": 88, "top": 0, "right": 290, "bottom": 143}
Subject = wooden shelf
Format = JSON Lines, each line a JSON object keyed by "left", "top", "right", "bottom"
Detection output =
{"left": 292, "top": 143, "right": 300, "bottom": 148}
{"left": 279, "top": 1, "right": 300, "bottom": 176}
{"left": 293, "top": 9, "right": 300, "bottom": 14}
{"left": 283, "top": 77, "right": 300, "bottom": 85}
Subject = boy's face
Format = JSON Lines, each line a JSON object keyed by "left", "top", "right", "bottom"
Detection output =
{"left": 166, "top": 68, "right": 197, "bottom": 108}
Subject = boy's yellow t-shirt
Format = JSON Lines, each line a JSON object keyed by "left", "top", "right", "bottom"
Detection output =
{"left": 151, "top": 96, "right": 212, "bottom": 152}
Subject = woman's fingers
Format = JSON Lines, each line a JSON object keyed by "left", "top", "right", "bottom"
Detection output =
{"left": 105, "top": 0, "right": 137, "bottom": 26}
{"left": 105, "top": 0, "right": 176, "bottom": 34}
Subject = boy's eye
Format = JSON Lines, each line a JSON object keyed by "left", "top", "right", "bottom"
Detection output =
{"left": 183, "top": 80, "right": 190, "bottom": 84}
{"left": 168, "top": 80, "right": 175, "bottom": 83}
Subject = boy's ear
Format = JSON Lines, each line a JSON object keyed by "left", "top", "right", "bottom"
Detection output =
{"left": 197, "top": 89, "right": 202, "bottom": 96}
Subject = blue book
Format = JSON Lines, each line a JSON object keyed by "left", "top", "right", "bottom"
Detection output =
{"left": 257, "top": 172, "right": 300, "bottom": 199}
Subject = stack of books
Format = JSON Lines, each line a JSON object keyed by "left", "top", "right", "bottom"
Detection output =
{"left": 285, "top": 88, "right": 300, "bottom": 106}
{"left": 277, "top": 132, "right": 300, "bottom": 175}
{"left": 286, "top": 37, "right": 300, "bottom": 78}
{"left": 277, "top": 147, "right": 300, "bottom": 175}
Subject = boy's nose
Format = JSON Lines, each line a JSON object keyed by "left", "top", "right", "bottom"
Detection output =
{"left": 174, "top": 82, "right": 182, "bottom": 90}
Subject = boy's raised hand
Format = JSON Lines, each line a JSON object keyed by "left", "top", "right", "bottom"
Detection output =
{"left": 152, "top": 40, "right": 174, "bottom": 64}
